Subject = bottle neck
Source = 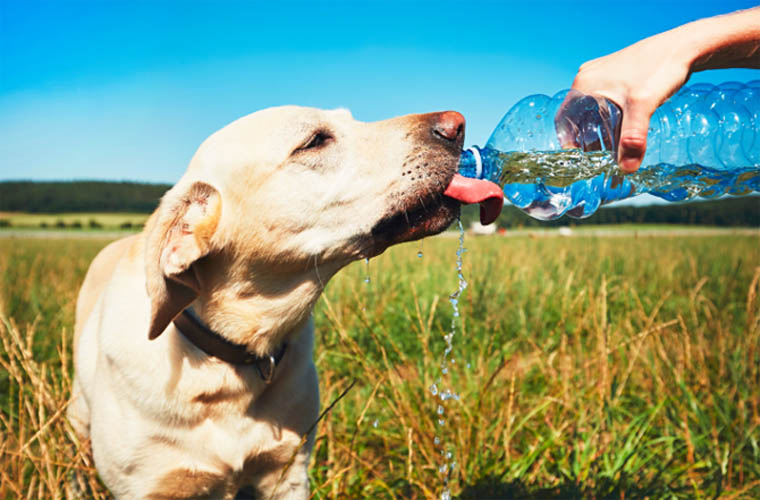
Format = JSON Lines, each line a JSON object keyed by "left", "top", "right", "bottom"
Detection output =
{"left": 459, "top": 146, "right": 501, "bottom": 182}
{"left": 458, "top": 147, "right": 484, "bottom": 179}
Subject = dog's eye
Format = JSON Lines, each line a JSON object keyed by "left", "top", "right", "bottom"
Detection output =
{"left": 297, "top": 131, "right": 332, "bottom": 152}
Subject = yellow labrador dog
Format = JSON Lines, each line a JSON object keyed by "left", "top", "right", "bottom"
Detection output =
{"left": 68, "top": 106, "right": 501, "bottom": 499}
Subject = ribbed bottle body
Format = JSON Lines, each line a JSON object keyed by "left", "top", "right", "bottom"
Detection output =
{"left": 460, "top": 81, "right": 760, "bottom": 220}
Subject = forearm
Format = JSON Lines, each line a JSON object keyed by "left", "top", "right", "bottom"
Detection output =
{"left": 680, "top": 7, "right": 760, "bottom": 71}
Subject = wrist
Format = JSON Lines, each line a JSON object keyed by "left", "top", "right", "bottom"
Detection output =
{"left": 667, "top": 16, "right": 715, "bottom": 74}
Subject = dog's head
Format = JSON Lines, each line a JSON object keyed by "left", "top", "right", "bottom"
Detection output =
{"left": 144, "top": 106, "right": 469, "bottom": 344}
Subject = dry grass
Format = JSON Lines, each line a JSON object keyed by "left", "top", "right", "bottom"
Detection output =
{"left": 1, "top": 231, "right": 759, "bottom": 499}
{"left": 0, "top": 317, "right": 109, "bottom": 499}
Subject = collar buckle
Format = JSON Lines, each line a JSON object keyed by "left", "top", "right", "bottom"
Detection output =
{"left": 256, "top": 355, "right": 277, "bottom": 384}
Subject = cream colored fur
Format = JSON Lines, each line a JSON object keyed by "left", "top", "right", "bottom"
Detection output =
{"left": 68, "top": 106, "right": 463, "bottom": 499}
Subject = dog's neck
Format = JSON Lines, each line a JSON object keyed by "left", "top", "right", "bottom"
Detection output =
{"left": 190, "top": 259, "right": 340, "bottom": 357}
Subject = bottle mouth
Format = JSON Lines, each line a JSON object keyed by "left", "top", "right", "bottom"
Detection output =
{"left": 465, "top": 147, "right": 483, "bottom": 178}
{"left": 458, "top": 146, "right": 487, "bottom": 181}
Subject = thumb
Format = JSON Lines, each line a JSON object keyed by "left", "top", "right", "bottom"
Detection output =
{"left": 617, "top": 101, "right": 653, "bottom": 173}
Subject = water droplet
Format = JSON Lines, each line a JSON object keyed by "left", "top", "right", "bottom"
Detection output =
{"left": 437, "top": 405, "right": 444, "bottom": 415}
{"left": 439, "top": 390, "right": 460, "bottom": 402}
{"left": 434, "top": 436, "right": 440, "bottom": 445}
{"left": 438, "top": 418, "right": 445, "bottom": 426}
{"left": 441, "top": 367, "right": 448, "bottom": 375}
{"left": 438, "top": 464, "right": 448, "bottom": 474}
{"left": 372, "top": 419, "right": 378, "bottom": 428}
{"left": 429, "top": 384, "right": 438, "bottom": 396}
{"left": 417, "top": 251, "right": 423, "bottom": 258}
{"left": 441, "top": 490, "right": 451, "bottom": 500}
{"left": 466, "top": 362, "right": 471, "bottom": 369}
{"left": 446, "top": 451, "right": 453, "bottom": 460}
{"left": 364, "top": 276, "right": 370, "bottom": 284}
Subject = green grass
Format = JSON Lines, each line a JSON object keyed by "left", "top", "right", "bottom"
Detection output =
{"left": 1, "top": 232, "right": 759, "bottom": 498}
{"left": 0, "top": 212, "right": 149, "bottom": 230}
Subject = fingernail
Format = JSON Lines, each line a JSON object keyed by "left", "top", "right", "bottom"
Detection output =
{"left": 619, "top": 156, "right": 640, "bottom": 173}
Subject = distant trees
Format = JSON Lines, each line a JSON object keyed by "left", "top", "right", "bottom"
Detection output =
{"left": 0, "top": 181, "right": 170, "bottom": 213}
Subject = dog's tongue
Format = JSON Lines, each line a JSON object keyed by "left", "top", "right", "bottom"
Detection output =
{"left": 443, "top": 174, "right": 504, "bottom": 225}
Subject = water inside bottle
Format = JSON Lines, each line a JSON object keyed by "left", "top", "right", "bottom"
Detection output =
{"left": 493, "top": 150, "right": 760, "bottom": 220}
{"left": 496, "top": 150, "right": 618, "bottom": 186}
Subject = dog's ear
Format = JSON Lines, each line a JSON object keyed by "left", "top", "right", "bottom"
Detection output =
{"left": 145, "top": 181, "right": 222, "bottom": 340}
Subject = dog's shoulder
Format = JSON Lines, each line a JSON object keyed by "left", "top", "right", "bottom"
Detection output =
{"left": 75, "top": 234, "right": 144, "bottom": 340}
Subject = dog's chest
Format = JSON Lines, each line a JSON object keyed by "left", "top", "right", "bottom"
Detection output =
{"left": 194, "top": 415, "right": 269, "bottom": 464}
{"left": 161, "top": 411, "right": 300, "bottom": 480}
{"left": 145, "top": 416, "right": 298, "bottom": 499}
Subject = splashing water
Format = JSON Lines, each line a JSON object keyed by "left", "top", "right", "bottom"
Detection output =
{"left": 432, "top": 218, "right": 467, "bottom": 500}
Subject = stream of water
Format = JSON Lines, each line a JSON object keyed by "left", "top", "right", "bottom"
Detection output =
{"left": 430, "top": 218, "right": 467, "bottom": 500}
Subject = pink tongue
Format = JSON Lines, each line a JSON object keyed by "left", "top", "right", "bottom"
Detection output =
{"left": 443, "top": 174, "right": 504, "bottom": 225}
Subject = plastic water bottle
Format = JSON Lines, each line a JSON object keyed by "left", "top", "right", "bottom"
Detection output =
{"left": 459, "top": 81, "right": 760, "bottom": 220}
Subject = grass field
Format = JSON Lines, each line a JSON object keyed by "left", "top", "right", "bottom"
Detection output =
{"left": 0, "top": 212, "right": 149, "bottom": 230}
{"left": 1, "top": 229, "right": 759, "bottom": 499}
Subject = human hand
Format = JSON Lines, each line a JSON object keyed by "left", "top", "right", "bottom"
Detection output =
{"left": 562, "top": 7, "right": 760, "bottom": 174}
{"left": 566, "top": 30, "right": 692, "bottom": 173}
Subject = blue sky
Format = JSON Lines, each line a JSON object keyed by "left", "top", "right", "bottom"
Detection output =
{"left": 1, "top": 0, "right": 758, "bottom": 184}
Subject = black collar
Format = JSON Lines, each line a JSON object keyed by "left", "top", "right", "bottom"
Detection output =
{"left": 173, "top": 308, "right": 287, "bottom": 383}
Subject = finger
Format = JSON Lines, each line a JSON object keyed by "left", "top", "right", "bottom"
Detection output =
{"left": 618, "top": 102, "right": 652, "bottom": 173}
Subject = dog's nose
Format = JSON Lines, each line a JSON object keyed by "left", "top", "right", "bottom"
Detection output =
{"left": 432, "top": 111, "right": 465, "bottom": 143}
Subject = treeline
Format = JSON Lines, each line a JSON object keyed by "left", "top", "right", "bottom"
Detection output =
{"left": 463, "top": 196, "right": 760, "bottom": 227}
{"left": 1, "top": 180, "right": 758, "bottom": 226}
{"left": 0, "top": 181, "right": 171, "bottom": 213}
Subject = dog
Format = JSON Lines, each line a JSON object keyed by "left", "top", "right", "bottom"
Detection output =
{"left": 67, "top": 106, "right": 480, "bottom": 499}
